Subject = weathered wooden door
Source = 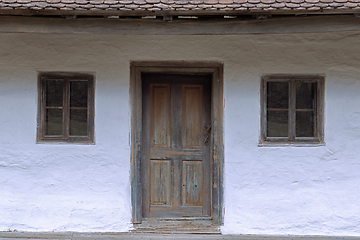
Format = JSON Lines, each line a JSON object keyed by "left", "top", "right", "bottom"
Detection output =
{"left": 142, "top": 74, "right": 211, "bottom": 218}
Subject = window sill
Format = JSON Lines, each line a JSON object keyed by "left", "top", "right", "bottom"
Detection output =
{"left": 36, "top": 140, "right": 95, "bottom": 145}
{"left": 258, "top": 142, "right": 325, "bottom": 147}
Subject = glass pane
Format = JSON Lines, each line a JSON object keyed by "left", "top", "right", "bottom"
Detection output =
{"left": 267, "top": 110, "right": 288, "bottom": 137}
{"left": 70, "top": 109, "right": 88, "bottom": 136}
{"left": 46, "top": 80, "right": 63, "bottom": 107}
{"left": 296, "top": 82, "right": 316, "bottom": 109}
{"left": 46, "top": 109, "right": 63, "bottom": 135}
{"left": 296, "top": 111, "right": 315, "bottom": 137}
{"left": 70, "top": 80, "right": 88, "bottom": 108}
{"left": 267, "top": 82, "right": 289, "bottom": 109}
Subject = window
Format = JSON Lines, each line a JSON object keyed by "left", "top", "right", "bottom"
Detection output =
{"left": 261, "top": 75, "right": 324, "bottom": 145}
{"left": 37, "top": 73, "right": 94, "bottom": 143}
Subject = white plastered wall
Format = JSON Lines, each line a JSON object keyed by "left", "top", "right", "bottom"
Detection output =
{"left": 0, "top": 31, "right": 360, "bottom": 235}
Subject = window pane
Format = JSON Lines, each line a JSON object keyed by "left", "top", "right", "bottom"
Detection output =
{"left": 267, "top": 110, "right": 288, "bottom": 137}
{"left": 296, "top": 111, "right": 315, "bottom": 137}
{"left": 267, "top": 82, "right": 289, "bottom": 109}
{"left": 296, "top": 82, "right": 316, "bottom": 109}
{"left": 70, "top": 80, "right": 88, "bottom": 108}
{"left": 46, "top": 109, "right": 63, "bottom": 135}
{"left": 70, "top": 109, "right": 88, "bottom": 136}
{"left": 46, "top": 80, "right": 63, "bottom": 107}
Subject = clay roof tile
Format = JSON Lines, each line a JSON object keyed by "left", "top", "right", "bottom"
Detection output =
{"left": 0, "top": 0, "right": 359, "bottom": 15}
{"left": 203, "top": 0, "right": 218, "bottom": 4}
{"left": 189, "top": 0, "right": 203, "bottom": 3}
{"left": 285, "top": 2, "right": 300, "bottom": 7}
{"left": 305, "top": 0, "right": 319, "bottom": 3}
{"left": 145, "top": 0, "right": 159, "bottom": 3}
{"left": 344, "top": 1, "right": 357, "bottom": 6}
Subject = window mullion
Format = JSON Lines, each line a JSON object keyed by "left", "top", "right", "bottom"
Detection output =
{"left": 64, "top": 78, "right": 70, "bottom": 140}
{"left": 87, "top": 79, "right": 92, "bottom": 138}
{"left": 314, "top": 81, "right": 319, "bottom": 138}
{"left": 263, "top": 80, "right": 267, "bottom": 140}
{"left": 41, "top": 78, "right": 47, "bottom": 139}
{"left": 289, "top": 80, "right": 296, "bottom": 140}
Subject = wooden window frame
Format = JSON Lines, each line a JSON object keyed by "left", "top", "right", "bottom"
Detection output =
{"left": 260, "top": 75, "right": 325, "bottom": 146}
{"left": 37, "top": 72, "right": 95, "bottom": 144}
{"left": 130, "top": 62, "right": 224, "bottom": 225}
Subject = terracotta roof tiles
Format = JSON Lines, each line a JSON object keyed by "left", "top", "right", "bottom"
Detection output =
{"left": 0, "top": 0, "right": 360, "bottom": 14}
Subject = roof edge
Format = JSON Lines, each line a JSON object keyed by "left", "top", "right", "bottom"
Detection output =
{"left": 1, "top": 7, "right": 360, "bottom": 17}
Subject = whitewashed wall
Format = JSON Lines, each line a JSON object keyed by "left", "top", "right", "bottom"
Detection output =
{"left": 0, "top": 30, "right": 360, "bottom": 235}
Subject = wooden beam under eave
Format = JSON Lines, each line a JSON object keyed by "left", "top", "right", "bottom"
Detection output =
{"left": 1, "top": 8, "right": 360, "bottom": 17}
{"left": 0, "top": 14, "right": 360, "bottom": 35}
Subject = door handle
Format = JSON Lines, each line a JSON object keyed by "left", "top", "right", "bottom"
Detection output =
{"left": 203, "top": 125, "right": 211, "bottom": 143}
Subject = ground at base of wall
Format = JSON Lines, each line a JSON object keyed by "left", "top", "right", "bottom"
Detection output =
{"left": 1, "top": 232, "right": 360, "bottom": 240}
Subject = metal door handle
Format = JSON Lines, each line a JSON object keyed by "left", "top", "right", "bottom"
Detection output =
{"left": 203, "top": 125, "right": 211, "bottom": 143}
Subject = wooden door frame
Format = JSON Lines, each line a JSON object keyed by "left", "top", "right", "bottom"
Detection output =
{"left": 130, "top": 61, "right": 224, "bottom": 225}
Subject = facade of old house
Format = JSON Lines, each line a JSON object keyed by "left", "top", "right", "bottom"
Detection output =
{"left": 1, "top": 0, "right": 360, "bottom": 236}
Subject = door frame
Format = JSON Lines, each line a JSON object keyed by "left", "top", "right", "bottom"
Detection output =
{"left": 130, "top": 61, "right": 224, "bottom": 225}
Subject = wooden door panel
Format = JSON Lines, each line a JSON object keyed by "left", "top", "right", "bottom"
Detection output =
{"left": 150, "top": 149, "right": 203, "bottom": 160}
{"left": 142, "top": 74, "right": 211, "bottom": 219}
{"left": 182, "top": 160, "right": 203, "bottom": 206}
{"left": 150, "top": 84, "right": 171, "bottom": 148}
{"left": 182, "top": 85, "right": 203, "bottom": 149}
{"left": 150, "top": 159, "right": 171, "bottom": 206}
{"left": 149, "top": 206, "right": 204, "bottom": 218}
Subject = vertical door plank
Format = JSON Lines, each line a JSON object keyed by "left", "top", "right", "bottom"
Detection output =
{"left": 150, "top": 84, "right": 171, "bottom": 148}
{"left": 150, "top": 160, "right": 171, "bottom": 205}
{"left": 171, "top": 83, "right": 183, "bottom": 208}
{"left": 182, "top": 85, "right": 203, "bottom": 149}
{"left": 141, "top": 79, "right": 151, "bottom": 218}
{"left": 182, "top": 160, "right": 203, "bottom": 206}
{"left": 171, "top": 83, "right": 182, "bottom": 149}
{"left": 201, "top": 81, "right": 211, "bottom": 217}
